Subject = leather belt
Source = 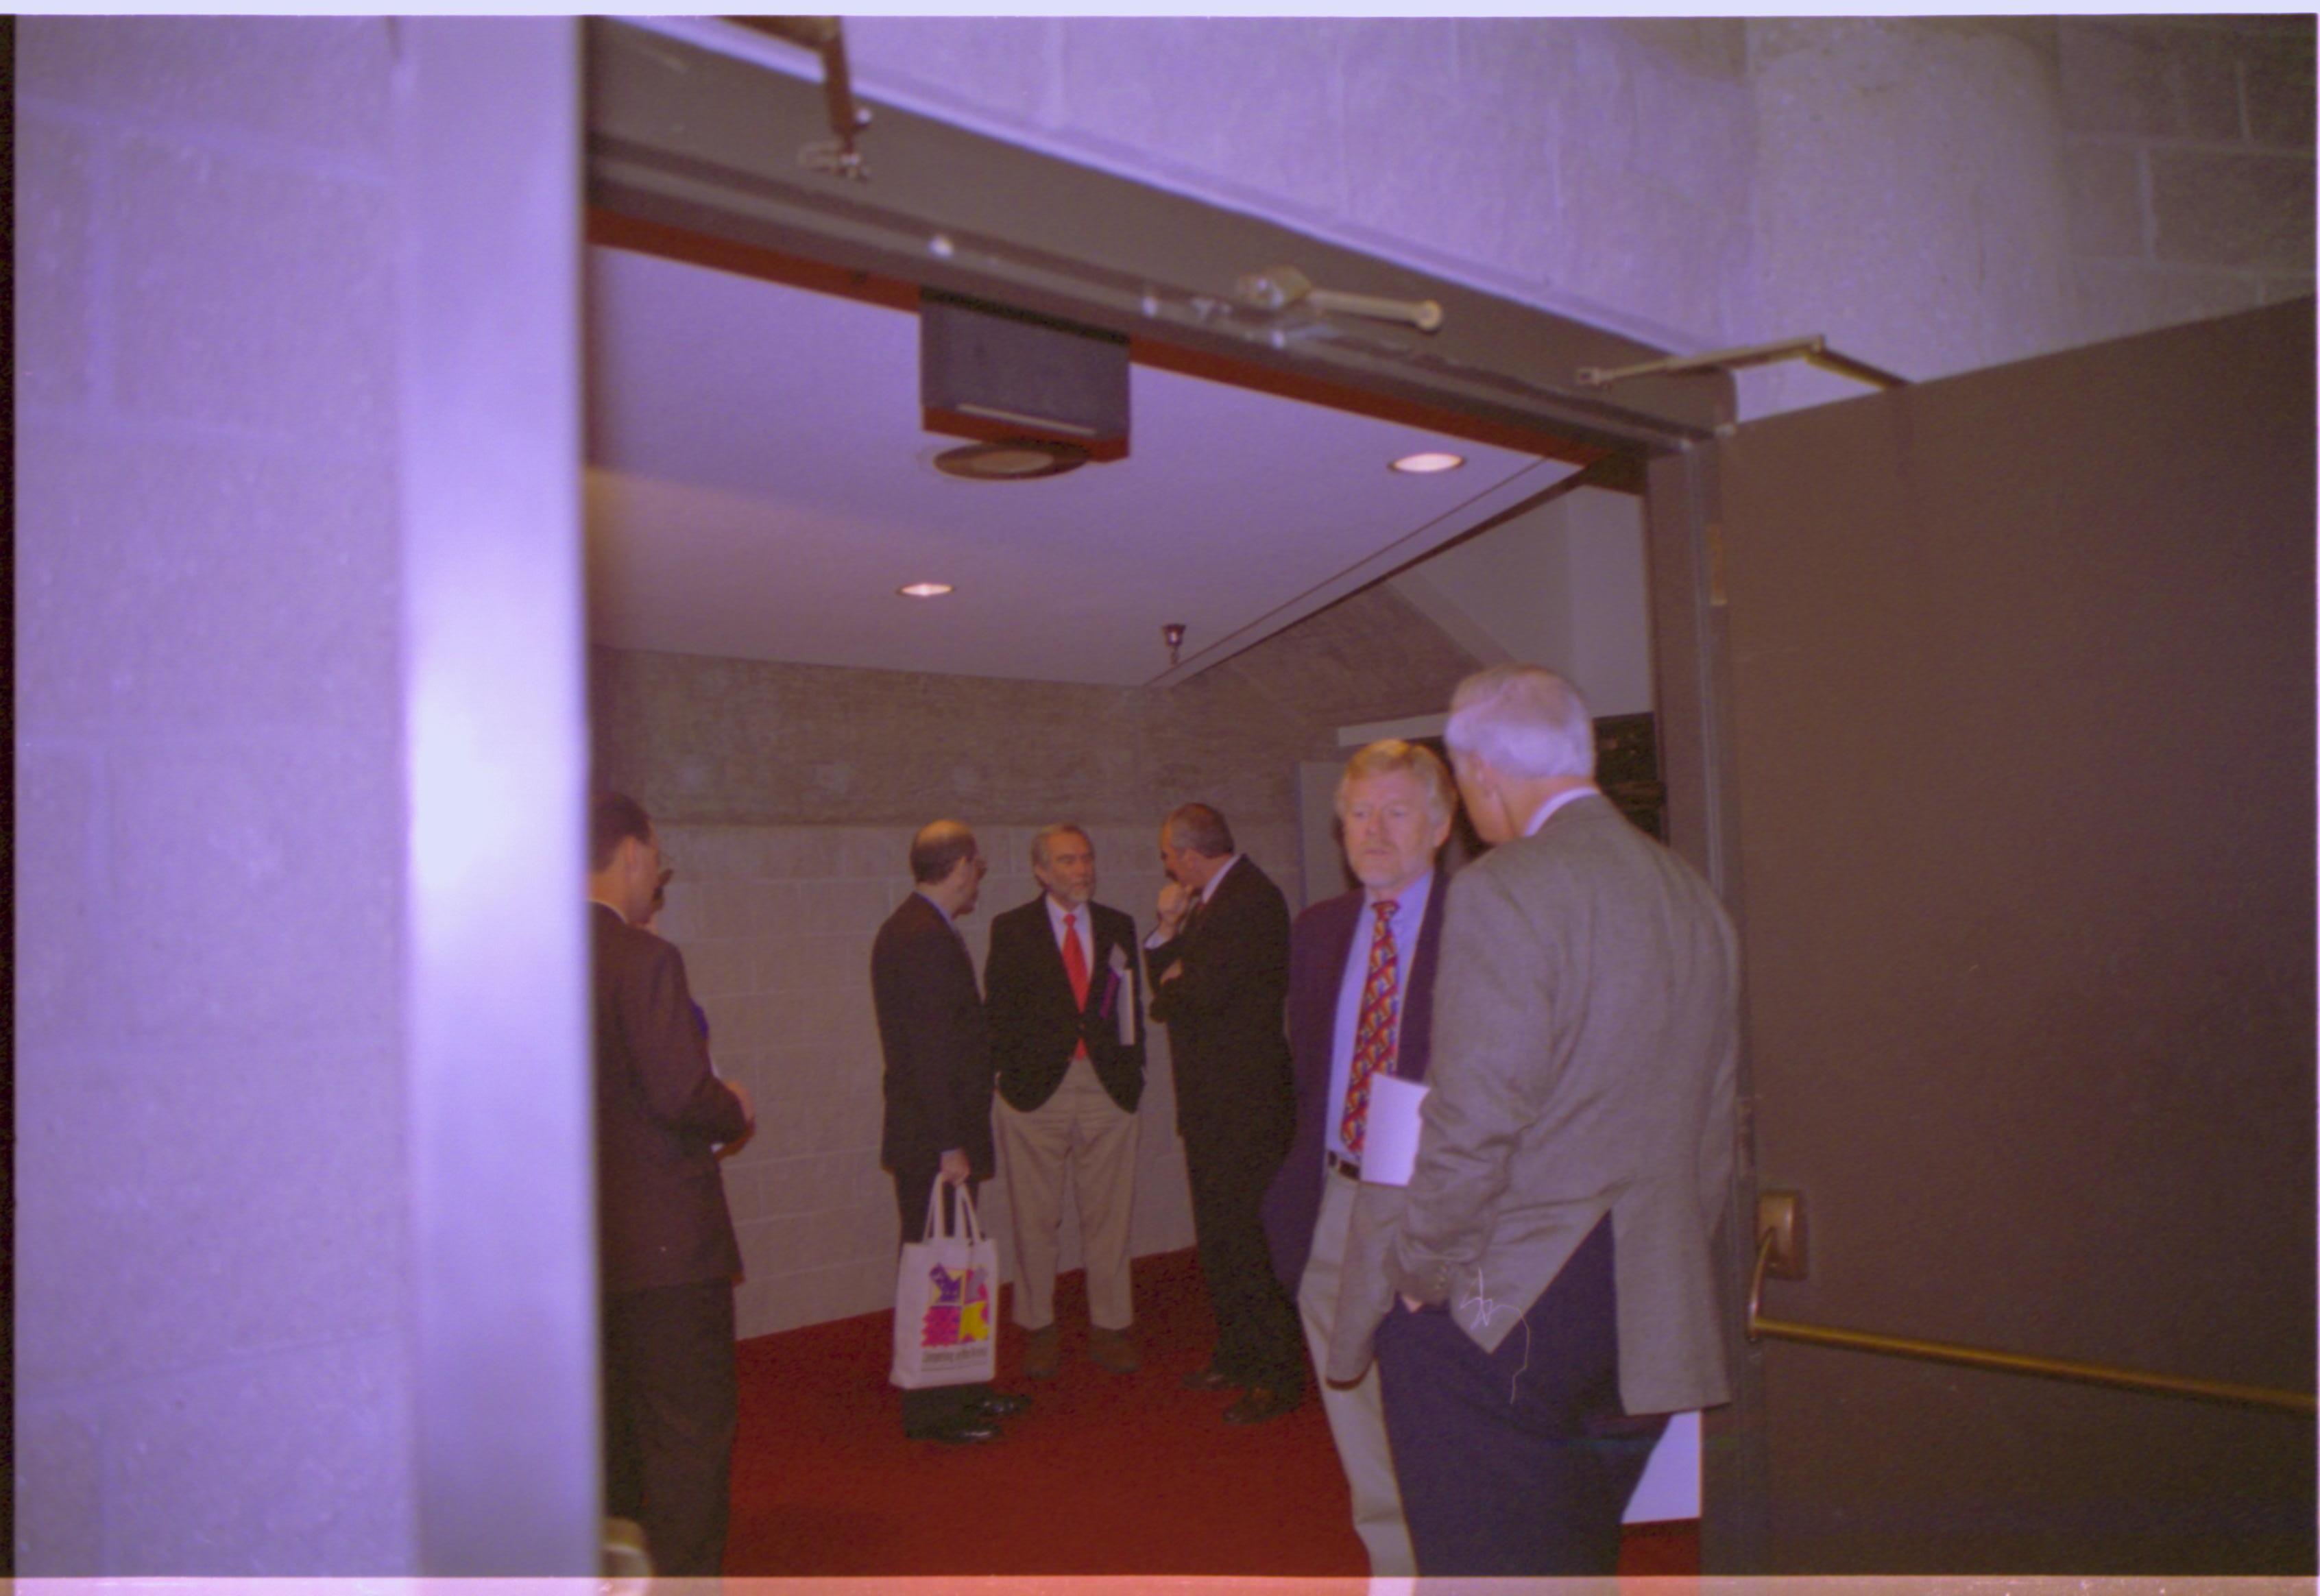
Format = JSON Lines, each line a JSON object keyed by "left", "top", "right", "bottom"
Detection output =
{"left": 1327, "top": 1150, "right": 1361, "bottom": 1180}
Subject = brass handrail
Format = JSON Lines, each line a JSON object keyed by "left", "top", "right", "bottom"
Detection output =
{"left": 1748, "top": 1231, "right": 2316, "bottom": 1416}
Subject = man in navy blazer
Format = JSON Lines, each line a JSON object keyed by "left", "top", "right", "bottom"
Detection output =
{"left": 1147, "top": 803, "right": 1305, "bottom": 1424}
{"left": 984, "top": 824, "right": 1148, "bottom": 1379}
{"left": 1261, "top": 741, "right": 1455, "bottom": 1576}
{"left": 590, "top": 792, "right": 754, "bottom": 1576}
{"left": 871, "top": 819, "right": 1030, "bottom": 1444}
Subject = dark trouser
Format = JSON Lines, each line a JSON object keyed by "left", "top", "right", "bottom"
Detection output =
{"left": 1373, "top": 1216, "right": 1667, "bottom": 1577}
{"left": 1183, "top": 1126, "right": 1305, "bottom": 1394}
{"left": 891, "top": 1162, "right": 996, "bottom": 1435}
{"left": 601, "top": 1279, "right": 738, "bottom": 1578}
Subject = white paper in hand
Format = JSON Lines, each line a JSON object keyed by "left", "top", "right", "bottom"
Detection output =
{"left": 1108, "top": 946, "right": 1135, "bottom": 1045}
{"left": 1360, "top": 1074, "right": 1429, "bottom": 1187}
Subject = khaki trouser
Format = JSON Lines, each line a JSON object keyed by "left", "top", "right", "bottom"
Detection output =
{"left": 995, "top": 1056, "right": 1139, "bottom": 1331}
{"left": 1301, "top": 1164, "right": 1416, "bottom": 1577}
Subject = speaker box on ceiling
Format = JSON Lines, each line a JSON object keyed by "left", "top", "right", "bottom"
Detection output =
{"left": 920, "top": 293, "right": 1131, "bottom": 461}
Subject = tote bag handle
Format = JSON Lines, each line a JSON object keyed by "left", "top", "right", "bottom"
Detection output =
{"left": 920, "top": 1179, "right": 985, "bottom": 1244}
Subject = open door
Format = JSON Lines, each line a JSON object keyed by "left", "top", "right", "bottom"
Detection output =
{"left": 1686, "top": 300, "right": 2315, "bottom": 1573}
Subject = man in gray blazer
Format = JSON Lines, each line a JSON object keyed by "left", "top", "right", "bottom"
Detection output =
{"left": 1364, "top": 665, "right": 1739, "bottom": 1576}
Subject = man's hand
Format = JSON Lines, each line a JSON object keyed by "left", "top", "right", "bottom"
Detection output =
{"left": 716, "top": 1080, "right": 756, "bottom": 1160}
{"left": 1155, "top": 879, "right": 1192, "bottom": 936}
{"left": 1399, "top": 1293, "right": 1425, "bottom": 1313}
{"left": 939, "top": 1148, "right": 971, "bottom": 1186}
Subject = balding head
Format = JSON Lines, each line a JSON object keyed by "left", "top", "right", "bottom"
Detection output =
{"left": 909, "top": 819, "right": 979, "bottom": 884}
{"left": 910, "top": 819, "right": 987, "bottom": 919}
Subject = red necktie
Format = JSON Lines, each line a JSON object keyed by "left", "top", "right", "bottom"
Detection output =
{"left": 1063, "top": 912, "right": 1091, "bottom": 1060}
{"left": 1339, "top": 899, "right": 1401, "bottom": 1158}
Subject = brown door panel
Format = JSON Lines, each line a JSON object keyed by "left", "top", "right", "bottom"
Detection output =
{"left": 1712, "top": 300, "right": 2315, "bottom": 1573}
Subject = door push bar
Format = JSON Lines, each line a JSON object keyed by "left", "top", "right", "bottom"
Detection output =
{"left": 1748, "top": 1191, "right": 2315, "bottom": 1416}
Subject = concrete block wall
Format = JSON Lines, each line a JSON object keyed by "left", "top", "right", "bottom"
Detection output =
{"left": 16, "top": 17, "right": 415, "bottom": 1575}
{"left": 590, "top": 581, "right": 1477, "bottom": 832}
{"left": 846, "top": 16, "right": 1757, "bottom": 352}
{"left": 2060, "top": 17, "right": 2315, "bottom": 338}
{"left": 648, "top": 819, "right": 1296, "bottom": 1338}
{"left": 839, "top": 16, "right": 2312, "bottom": 420}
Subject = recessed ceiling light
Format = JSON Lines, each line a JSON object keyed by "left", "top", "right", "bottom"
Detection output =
{"left": 1391, "top": 451, "right": 1466, "bottom": 474}
{"left": 898, "top": 581, "right": 954, "bottom": 598}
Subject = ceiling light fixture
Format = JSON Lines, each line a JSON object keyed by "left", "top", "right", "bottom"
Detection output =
{"left": 1390, "top": 450, "right": 1466, "bottom": 474}
{"left": 931, "top": 438, "right": 1091, "bottom": 481}
{"left": 897, "top": 581, "right": 954, "bottom": 598}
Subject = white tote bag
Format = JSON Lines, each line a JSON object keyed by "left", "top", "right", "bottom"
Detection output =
{"left": 889, "top": 1182, "right": 1000, "bottom": 1389}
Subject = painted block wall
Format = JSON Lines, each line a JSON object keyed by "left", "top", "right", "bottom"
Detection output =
{"left": 836, "top": 16, "right": 2312, "bottom": 419}
{"left": 15, "top": 17, "right": 416, "bottom": 1575}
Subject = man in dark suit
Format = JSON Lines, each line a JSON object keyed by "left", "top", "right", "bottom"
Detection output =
{"left": 1361, "top": 666, "right": 1739, "bottom": 1575}
{"left": 590, "top": 792, "right": 754, "bottom": 1577}
{"left": 984, "top": 824, "right": 1148, "bottom": 1379}
{"left": 871, "top": 819, "right": 1030, "bottom": 1444}
{"left": 1146, "top": 803, "right": 1305, "bottom": 1424}
{"left": 1260, "top": 741, "right": 1455, "bottom": 1576}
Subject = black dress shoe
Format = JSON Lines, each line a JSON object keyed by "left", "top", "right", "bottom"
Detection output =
{"left": 910, "top": 1414, "right": 1002, "bottom": 1445}
{"left": 975, "top": 1390, "right": 1032, "bottom": 1419}
{"left": 1179, "top": 1364, "right": 1240, "bottom": 1392}
{"left": 1222, "top": 1385, "right": 1301, "bottom": 1425}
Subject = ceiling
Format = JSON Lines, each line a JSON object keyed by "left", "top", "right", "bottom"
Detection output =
{"left": 584, "top": 245, "right": 1582, "bottom": 688}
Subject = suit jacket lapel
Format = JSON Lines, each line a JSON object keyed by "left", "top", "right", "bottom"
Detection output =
{"left": 1397, "top": 862, "right": 1451, "bottom": 1082}
{"left": 1307, "top": 893, "right": 1361, "bottom": 1068}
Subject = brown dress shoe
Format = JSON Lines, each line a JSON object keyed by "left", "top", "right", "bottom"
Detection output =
{"left": 1089, "top": 1324, "right": 1141, "bottom": 1374}
{"left": 1022, "top": 1323, "right": 1062, "bottom": 1381}
{"left": 1222, "top": 1384, "right": 1301, "bottom": 1425}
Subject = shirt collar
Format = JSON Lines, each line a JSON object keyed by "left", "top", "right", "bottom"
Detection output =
{"left": 1198, "top": 852, "right": 1242, "bottom": 902}
{"left": 1523, "top": 784, "right": 1601, "bottom": 838}
{"left": 1364, "top": 862, "right": 1435, "bottom": 923}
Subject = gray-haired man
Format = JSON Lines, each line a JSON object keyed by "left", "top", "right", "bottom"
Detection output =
{"left": 1361, "top": 666, "right": 1739, "bottom": 1575}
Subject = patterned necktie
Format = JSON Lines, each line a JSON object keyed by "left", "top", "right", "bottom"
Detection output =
{"left": 1062, "top": 911, "right": 1091, "bottom": 1007}
{"left": 1339, "top": 899, "right": 1401, "bottom": 1158}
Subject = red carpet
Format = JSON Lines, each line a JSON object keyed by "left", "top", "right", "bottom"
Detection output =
{"left": 723, "top": 1247, "right": 1698, "bottom": 1582}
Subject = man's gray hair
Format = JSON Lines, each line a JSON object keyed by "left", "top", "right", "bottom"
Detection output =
{"left": 1030, "top": 823, "right": 1091, "bottom": 869}
{"left": 1443, "top": 664, "right": 1597, "bottom": 779}
{"left": 1163, "top": 803, "right": 1235, "bottom": 859}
